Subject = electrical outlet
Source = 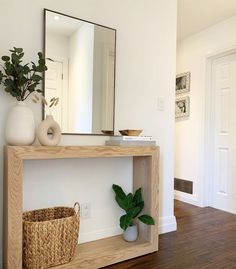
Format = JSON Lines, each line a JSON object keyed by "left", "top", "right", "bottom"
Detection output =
{"left": 81, "top": 203, "right": 91, "bottom": 219}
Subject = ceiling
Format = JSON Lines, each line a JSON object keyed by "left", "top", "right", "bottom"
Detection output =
{"left": 178, "top": 0, "right": 236, "bottom": 41}
{"left": 46, "top": 11, "right": 83, "bottom": 36}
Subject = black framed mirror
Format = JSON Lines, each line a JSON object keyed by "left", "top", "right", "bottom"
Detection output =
{"left": 43, "top": 9, "right": 116, "bottom": 135}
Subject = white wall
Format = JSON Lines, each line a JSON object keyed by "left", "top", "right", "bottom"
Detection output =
{"left": 46, "top": 31, "right": 69, "bottom": 58}
{"left": 69, "top": 24, "right": 94, "bottom": 133}
{"left": 175, "top": 15, "right": 236, "bottom": 205}
{"left": 0, "top": 0, "right": 177, "bottom": 266}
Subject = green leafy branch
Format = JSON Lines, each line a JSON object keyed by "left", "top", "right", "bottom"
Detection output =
{"left": 0, "top": 47, "right": 47, "bottom": 101}
{"left": 112, "top": 184, "right": 155, "bottom": 231}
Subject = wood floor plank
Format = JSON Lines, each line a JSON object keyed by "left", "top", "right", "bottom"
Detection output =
{"left": 105, "top": 200, "right": 236, "bottom": 269}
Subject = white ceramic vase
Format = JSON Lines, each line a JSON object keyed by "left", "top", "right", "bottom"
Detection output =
{"left": 5, "top": 101, "right": 35, "bottom": 146}
{"left": 123, "top": 225, "right": 138, "bottom": 242}
{"left": 37, "top": 115, "right": 61, "bottom": 146}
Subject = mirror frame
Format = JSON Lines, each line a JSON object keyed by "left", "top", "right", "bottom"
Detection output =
{"left": 43, "top": 8, "right": 116, "bottom": 136}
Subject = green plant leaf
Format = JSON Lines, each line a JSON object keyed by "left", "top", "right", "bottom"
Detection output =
{"left": 28, "top": 82, "right": 38, "bottom": 93}
{"left": 31, "top": 74, "right": 42, "bottom": 82}
{"left": 0, "top": 47, "right": 47, "bottom": 101}
{"left": 0, "top": 71, "right": 3, "bottom": 83}
{"left": 11, "top": 53, "right": 20, "bottom": 64}
{"left": 5, "top": 86, "right": 12, "bottom": 92}
{"left": 38, "top": 52, "right": 43, "bottom": 58}
{"left": 120, "top": 214, "right": 132, "bottom": 231}
{"left": 137, "top": 201, "right": 144, "bottom": 212}
{"left": 133, "top": 188, "right": 142, "bottom": 205}
{"left": 138, "top": 215, "right": 155, "bottom": 225}
{"left": 19, "top": 76, "right": 28, "bottom": 86}
{"left": 18, "top": 52, "right": 24, "bottom": 59}
{"left": 115, "top": 195, "right": 127, "bottom": 211}
{"left": 31, "top": 62, "right": 37, "bottom": 71}
{"left": 112, "top": 184, "right": 126, "bottom": 200}
{"left": 14, "top": 47, "right": 23, "bottom": 54}
{"left": 4, "top": 79, "right": 14, "bottom": 87}
{"left": 131, "top": 201, "right": 144, "bottom": 218}
{"left": 127, "top": 206, "right": 141, "bottom": 218}
{"left": 23, "top": 65, "right": 30, "bottom": 74}
{"left": 2, "top": 56, "right": 10, "bottom": 62}
{"left": 38, "top": 58, "right": 45, "bottom": 65}
{"left": 125, "top": 193, "right": 133, "bottom": 210}
{"left": 35, "top": 65, "right": 47, "bottom": 72}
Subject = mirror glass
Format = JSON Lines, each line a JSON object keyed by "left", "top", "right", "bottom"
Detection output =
{"left": 44, "top": 10, "right": 116, "bottom": 135}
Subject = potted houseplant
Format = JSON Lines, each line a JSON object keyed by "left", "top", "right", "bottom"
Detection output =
{"left": 112, "top": 184, "right": 155, "bottom": 242}
{"left": 0, "top": 47, "right": 47, "bottom": 145}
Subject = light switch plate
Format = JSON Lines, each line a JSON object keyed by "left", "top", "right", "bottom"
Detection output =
{"left": 157, "top": 97, "right": 165, "bottom": 111}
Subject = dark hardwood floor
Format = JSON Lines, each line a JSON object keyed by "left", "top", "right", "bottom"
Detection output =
{"left": 106, "top": 200, "right": 236, "bottom": 269}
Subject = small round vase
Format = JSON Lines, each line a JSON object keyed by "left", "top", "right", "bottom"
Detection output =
{"left": 37, "top": 115, "right": 61, "bottom": 146}
{"left": 5, "top": 101, "right": 35, "bottom": 146}
{"left": 123, "top": 225, "right": 138, "bottom": 242}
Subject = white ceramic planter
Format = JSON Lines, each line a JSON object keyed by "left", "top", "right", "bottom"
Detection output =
{"left": 5, "top": 101, "right": 35, "bottom": 146}
{"left": 123, "top": 225, "right": 138, "bottom": 242}
{"left": 37, "top": 115, "right": 61, "bottom": 146}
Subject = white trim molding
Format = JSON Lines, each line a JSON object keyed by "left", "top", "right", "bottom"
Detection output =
{"left": 203, "top": 46, "right": 236, "bottom": 208}
{"left": 158, "top": 216, "right": 177, "bottom": 234}
{"left": 79, "top": 215, "right": 177, "bottom": 244}
{"left": 174, "top": 190, "right": 202, "bottom": 207}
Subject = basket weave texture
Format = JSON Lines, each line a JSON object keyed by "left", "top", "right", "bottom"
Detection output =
{"left": 23, "top": 204, "right": 80, "bottom": 269}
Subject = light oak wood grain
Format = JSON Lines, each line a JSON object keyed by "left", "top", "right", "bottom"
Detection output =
{"left": 53, "top": 236, "right": 156, "bottom": 269}
{"left": 3, "top": 146, "right": 159, "bottom": 269}
{"left": 4, "top": 147, "right": 23, "bottom": 269}
{"left": 133, "top": 151, "right": 159, "bottom": 248}
{"left": 10, "top": 145, "right": 158, "bottom": 159}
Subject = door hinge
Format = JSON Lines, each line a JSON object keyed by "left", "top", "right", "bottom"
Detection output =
{"left": 61, "top": 74, "right": 63, "bottom": 80}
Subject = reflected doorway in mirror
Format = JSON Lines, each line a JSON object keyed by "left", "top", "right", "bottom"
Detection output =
{"left": 44, "top": 9, "right": 116, "bottom": 135}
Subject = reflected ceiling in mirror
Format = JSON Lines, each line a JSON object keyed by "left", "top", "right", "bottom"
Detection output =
{"left": 44, "top": 9, "right": 116, "bottom": 135}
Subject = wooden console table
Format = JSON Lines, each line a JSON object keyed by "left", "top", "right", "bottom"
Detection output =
{"left": 4, "top": 146, "right": 159, "bottom": 269}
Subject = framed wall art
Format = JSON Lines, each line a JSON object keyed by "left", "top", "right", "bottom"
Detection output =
{"left": 176, "top": 72, "right": 190, "bottom": 95}
{"left": 175, "top": 96, "right": 190, "bottom": 120}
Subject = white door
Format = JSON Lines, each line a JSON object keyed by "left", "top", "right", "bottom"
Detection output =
{"left": 212, "top": 53, "right": 236, "bottom": 213}
{"left": 45, "top": 60, "right": 63, "bottom": 129}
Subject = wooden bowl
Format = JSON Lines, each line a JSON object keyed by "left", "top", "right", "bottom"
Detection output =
{"left": 101, "top": 130, "right": 114, "bottom": 135}
{"left": 119, "top": 129, "right": 143, "bottom": 136}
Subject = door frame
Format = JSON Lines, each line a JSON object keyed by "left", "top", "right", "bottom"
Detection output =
{"left": 203, "top": 45, "right": 236, "bottom": 207}
{"left": 45, "top": 56, "right": 69, "bottom": 132}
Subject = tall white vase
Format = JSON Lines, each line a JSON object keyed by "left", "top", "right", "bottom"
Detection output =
{"left": 5, "top": 101, "right": 35, "bottom": 146}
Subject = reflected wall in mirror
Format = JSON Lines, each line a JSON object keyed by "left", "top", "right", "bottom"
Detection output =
{"left": 44, "top": 9, "right": 116, "bottom": 135}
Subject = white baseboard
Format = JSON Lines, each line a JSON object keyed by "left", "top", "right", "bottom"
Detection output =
{"left": 79, "top": 215, "right": 177, "bottom": 244}
{"left": 158, "top": 215, "right": 177, "bottom": 234}
{"left": 174, "top": 190, "right": 201, "bottom": 207}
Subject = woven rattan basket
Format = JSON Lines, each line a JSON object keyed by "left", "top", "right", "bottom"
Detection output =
{"left": 23, "top": 202, "right": 80, "bottom": 269}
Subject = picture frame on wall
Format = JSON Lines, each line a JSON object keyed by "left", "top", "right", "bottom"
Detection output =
{"left": 176, "top": 72, "right": 191, "bottom": 94}
{"left": 175, "top": 96, "right": 190, "bottom": 120}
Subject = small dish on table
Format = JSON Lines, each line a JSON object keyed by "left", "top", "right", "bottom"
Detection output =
{"left": 119, "top": 129, "right": 143, "bottom": 136}
{"left": 101, "top": 130, "right": 114, "bottom": 135}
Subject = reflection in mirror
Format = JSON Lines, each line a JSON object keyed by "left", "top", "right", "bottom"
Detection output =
{"left": 44, "top": 10, "right": 116, "bottom": 135}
